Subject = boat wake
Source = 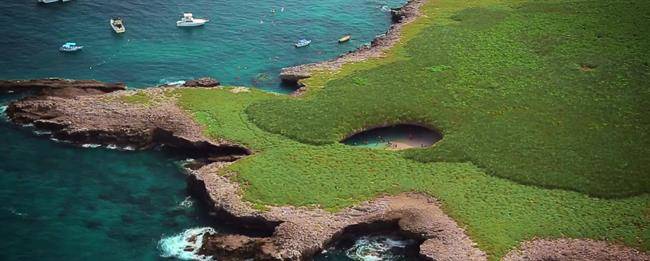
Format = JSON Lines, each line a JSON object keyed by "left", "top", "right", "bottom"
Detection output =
{"left": 158, "top": 227, "right": 216, "bottom": 261}
{"left": 345, "top": 235, "right": 414, "bottom": 261}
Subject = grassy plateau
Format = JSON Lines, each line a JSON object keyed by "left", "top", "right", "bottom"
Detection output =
{"left": 158, "top": 0, "right": 650, "bottom": 259}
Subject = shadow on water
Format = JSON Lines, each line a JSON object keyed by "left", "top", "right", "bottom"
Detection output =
{"left": 341, "top": 124, "right": 442, "bottom": 150}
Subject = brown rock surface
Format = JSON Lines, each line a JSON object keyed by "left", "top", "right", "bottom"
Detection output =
{"left": 5, "top": 88, "right": 249, "bottom": 160}
{"left": 183, "top": 77, "right": 221, "bottom": 88}
{"left": 503, "top": 238, "right": 650, "bottom": 261}
{"left": 0, "top": 78, "right": 126, "bottom": 96}
{"left": 189, "top": 161, "right": 487, "bottom": 260}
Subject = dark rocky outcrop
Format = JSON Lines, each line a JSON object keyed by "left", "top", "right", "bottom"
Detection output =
{"left": 6, "top": 88, "right": 249, "bottom": 167}
{"left": 189, "top": 158, "right": 488, "bottom": 260}
{"left": 183, "top": 77, "right": 221, "bottom": 88}
{"left": 0, "top": 78, "right": 126, "bottom": 97}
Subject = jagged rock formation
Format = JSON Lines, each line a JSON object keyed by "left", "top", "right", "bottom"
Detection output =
{"left": 0, "top": 78, "right": 126, "bottom": 97}
{"left": 183, "top": 77, "right": 221, "bottom": 88}
{"left": 189, "top": 161, "right": 487, "bottom": 260}
{"left": 6, "top": 88, "right": 249, "bottom": 164}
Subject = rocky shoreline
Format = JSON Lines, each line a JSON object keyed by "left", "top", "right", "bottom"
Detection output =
{"left": 5, "top": 84, "right": 648, "bottom": 260}
{"left": 0, "top": 78, "right": 126, "bottom": 97}
{"left": 6, "top": 86, "right": 249, "bottom": 165}
{"left": 279, "top": 0, "right": 426, "bottom": 94}
{"left": 189, "top": 161, "right": 486, "bottom": 260}
{"left": 5, "top": 86, "right": 485, "bottom": 260}
{"left": 2, "top": 0, "right": 649, "bottom": 258}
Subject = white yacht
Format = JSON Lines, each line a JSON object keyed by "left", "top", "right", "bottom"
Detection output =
{"left": 176, "top": 13, "right": 209, "bottom": 27}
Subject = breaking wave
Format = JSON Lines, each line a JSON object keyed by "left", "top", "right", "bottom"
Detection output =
{"left": 0, "top": 105, "right": 7, "bottom": 121}
{"left": 345, "top": 235, "right": 413, "bottom": 261}
{"left": 158, "top": 227, "right": 216, "bottom": 260}
{"left": 158, "top": 78, "right": 187, "bottom": 87}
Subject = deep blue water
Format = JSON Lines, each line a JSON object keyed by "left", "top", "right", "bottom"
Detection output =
{"left": 0, "top": 0, "right": 410, "bottom": 260}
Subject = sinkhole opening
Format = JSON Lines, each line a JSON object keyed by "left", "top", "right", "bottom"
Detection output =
{"left": 341, "top": 124, "right": 442, "bottom": 150}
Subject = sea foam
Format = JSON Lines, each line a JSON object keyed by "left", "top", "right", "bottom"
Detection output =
{"left": 158, "top": 78, "right": 186, "bottom": 86}
{"left": 158, "top": 227, "right": 216, "bottom": 261}
{"left": 345, "top": 235, "right": 412, "bottom": 261}
{"left": 0, "top": 105, "right": 7, "bottom": 121}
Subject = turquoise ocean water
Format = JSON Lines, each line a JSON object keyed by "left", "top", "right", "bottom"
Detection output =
{"left": 0, "top": 0, "right": 411, "bottom": 260}
{"left": 0, "top": 0, "right": 404, "bottom": 92}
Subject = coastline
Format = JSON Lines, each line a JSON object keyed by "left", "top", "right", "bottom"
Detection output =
{"left": 6, "top": 86, "right": 649, "bottom": 260}
{"left": 1, "top": 0, "right": 649, "bottom": 259}
{"left": 4, "top": 87, "right": 485, "bottom": 260}
{"left": 279, "top": 0, "right": 427, "bottom": 95}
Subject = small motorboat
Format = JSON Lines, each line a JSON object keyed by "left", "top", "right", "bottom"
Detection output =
{"left": 294, "top": 39, "right": 311, "bottom": 48}
{"left": 59, "top": 42, "right": 83, "bottom": 52}
{"left": 176, "top": 13, "right": 209, "bottom": 27}
{"left": 338, "top": 35, "right": 351, "bottom": 43}
{"left": 110, "top": 18, "right": 126, "bottom": 33}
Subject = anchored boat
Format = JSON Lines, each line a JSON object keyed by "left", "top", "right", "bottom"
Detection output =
{"left": 59, "top": 42, "right": 83, "bottom": 52}
{"left": 110, "top": 18, "right": 126, "bottom": 33}
{"left": 338, "top": 35, "right": 351, "bottom": 43}
{"left": 176, "top": 13, "right": 209, "bottom": 27}
{"left": 294, "top": 39, "right": 311, "bottom": 48}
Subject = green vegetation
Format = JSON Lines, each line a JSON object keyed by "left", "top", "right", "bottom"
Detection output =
{"left": 171, "top": 0, "right": 649, "bottom": 259}
{"left": 247, "top": 0, "right": 650, "bottom": 198}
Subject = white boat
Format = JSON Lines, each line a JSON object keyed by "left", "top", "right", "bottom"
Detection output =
{"left": 294, "top": 39, "right": 311, "bottom": 48}
{"left": 110, "top": 18, "right": 126, "bottom": 33}
{"left": 176, "top": 13, "right": 209, "bottom": 27}
{"left": 59, "top": 42, "right": 83, "bottom": 52}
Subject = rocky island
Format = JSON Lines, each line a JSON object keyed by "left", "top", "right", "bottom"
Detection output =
{"left": 2, "top": 0, "right": 649, "bottom": 260}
